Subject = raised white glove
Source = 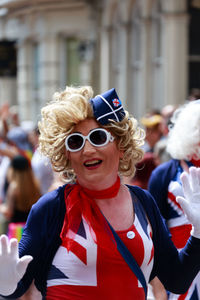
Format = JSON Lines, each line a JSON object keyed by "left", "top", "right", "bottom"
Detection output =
{"left": 0, "top": 234, "right": 33, "bottom": 296}
{"left": 177, "top": 166, "right": 200, "bottom": 239}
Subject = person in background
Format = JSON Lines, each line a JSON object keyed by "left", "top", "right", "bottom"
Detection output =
{"left": 0, "top": 155, "right": 42, "bottom": 300}
{"left": 0, "top": 106, "right": 33, "bottom": 239}
{"left": 160, "top": 104, "right": 176, "bottom": 137}
{"left": 148, "top": 100, "right": 200, "bottom": 300}
{"left": 124, "top": 111, "right": 163, "bottom": 188}
{"left": 153, "top": 104, "right": 176, "bottom": 165}
{"left": 188, "top": 88, "right": 200, "bottom": 101}
{"left": 0, "top": 104, "right": 20, "bottom": 140}
{"left": 7, "top": 126, "right": 33, "bottom": 160}
{"left": 0, "top": 87, "right": 200, "bottom": 300}
{"left": 0, "top": 125, "right": 33, "bottom": 206}
{"left": 124, "top": 111, "right": 163, "bottom": 190}
{"left": 28, "top": 126, "right": 54, "bottom": 195}
{"left": 123, "top": 152, "right": 158, "bottom": 189}
{"left": 0, "top": 155, "right": 41, "bottom": 226}
{"left": 140, "top": 112, "right": 163, "bottom": 153}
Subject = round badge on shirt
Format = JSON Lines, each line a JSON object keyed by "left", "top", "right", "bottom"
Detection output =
{"left": 127, "top": 231, "right": 135, "bottom": 239}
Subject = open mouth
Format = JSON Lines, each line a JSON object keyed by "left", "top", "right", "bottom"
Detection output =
{"left": 84, "top": 160, "right": 102, "bottom": 167}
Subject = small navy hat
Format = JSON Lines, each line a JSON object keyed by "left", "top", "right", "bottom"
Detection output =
{"left": 90, "top": 88, "right": 125, "bottom": 125}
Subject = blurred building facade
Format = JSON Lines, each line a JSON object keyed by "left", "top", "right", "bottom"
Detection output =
{"left": 0, "top": 0, "right": 199, "bottom": 122}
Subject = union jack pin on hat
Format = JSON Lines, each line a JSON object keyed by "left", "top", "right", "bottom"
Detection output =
{"left": 90, "top": 88, "right": 125, "bottom": 125}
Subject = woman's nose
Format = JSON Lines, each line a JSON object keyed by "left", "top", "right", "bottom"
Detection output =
{"left": 82, "top": 139, "right": 96, "bottom": 154}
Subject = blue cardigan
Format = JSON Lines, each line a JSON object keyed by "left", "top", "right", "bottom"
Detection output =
{"left": 2, "top": 183, "right": 200, "bottom": 298}
{"left": 148, "top": 159, "right": 181, "bottom": 220}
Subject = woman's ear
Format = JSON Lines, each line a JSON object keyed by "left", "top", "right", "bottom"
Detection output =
{"left": 119, "top": 149, "right": 124, "bottom": 159}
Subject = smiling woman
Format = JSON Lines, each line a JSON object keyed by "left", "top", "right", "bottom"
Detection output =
{"left": 0, "top": 86, "right": 200, "bottom": 300}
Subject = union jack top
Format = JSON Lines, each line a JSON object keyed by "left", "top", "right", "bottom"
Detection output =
{"left": 46, "top": 200, "right": 154, "bottom": 300}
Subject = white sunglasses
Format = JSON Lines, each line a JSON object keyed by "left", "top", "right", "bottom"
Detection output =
{"left": 65, "top": 128, "right": 115, "bottom": 152}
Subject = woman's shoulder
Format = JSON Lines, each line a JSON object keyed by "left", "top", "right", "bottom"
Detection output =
{"left": 128, "top": 185, "right": 167, "bottom": 227}
{"left": 128, "top": 185, "right": 153, "bottom": 203}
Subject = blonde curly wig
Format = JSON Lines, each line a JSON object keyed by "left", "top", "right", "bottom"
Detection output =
{"left": 38, "top": 86, "right": 145, "bottom": 182}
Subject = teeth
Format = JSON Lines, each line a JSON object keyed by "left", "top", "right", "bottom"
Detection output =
{"left": 85, "top": 160, "right": 100, "bottom": 166}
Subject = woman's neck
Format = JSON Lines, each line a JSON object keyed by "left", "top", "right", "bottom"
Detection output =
{"left": 95, "top": 184, "right": 134, "bottom": 230}
{"left": 78, "top": 176, "right": 120, "bottom": 200}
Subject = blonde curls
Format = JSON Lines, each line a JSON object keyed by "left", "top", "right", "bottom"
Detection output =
{"left": 104, "top": 112, "right": 144, "bottom": 177}
{"left": 38, "top": 86, "right": 144, "bottom": 181}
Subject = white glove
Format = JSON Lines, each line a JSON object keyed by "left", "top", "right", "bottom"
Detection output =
{"left": 0, "top": 234, "right": 33, "bottom": 296}
{"left": 177, "top": 166, "right": 200, "bottom": 239}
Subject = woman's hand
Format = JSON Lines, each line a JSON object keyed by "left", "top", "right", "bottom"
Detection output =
{"left": 0, "top": 234, "right": 32, "bottom": 296}
{"left": 177, "top": 166, "right": 200, "bottom": 238}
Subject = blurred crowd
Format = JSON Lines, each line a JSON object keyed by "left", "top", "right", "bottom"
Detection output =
{"left": 0, "top": 103, "right": 65, "bottom": 237}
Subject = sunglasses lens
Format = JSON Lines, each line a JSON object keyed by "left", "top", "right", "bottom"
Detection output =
{"left": 90, "top": 129, "right": 107, "bottom": 145}
{"left": 67, "top": 135, "right": 83, "bottom": 150}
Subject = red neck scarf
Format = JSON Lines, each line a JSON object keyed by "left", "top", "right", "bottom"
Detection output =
{"left": 60, "top": 176, "right": 120, "bottom": 252}
{"left": 191, "top": 158, "right": 200, "bottom": 168}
